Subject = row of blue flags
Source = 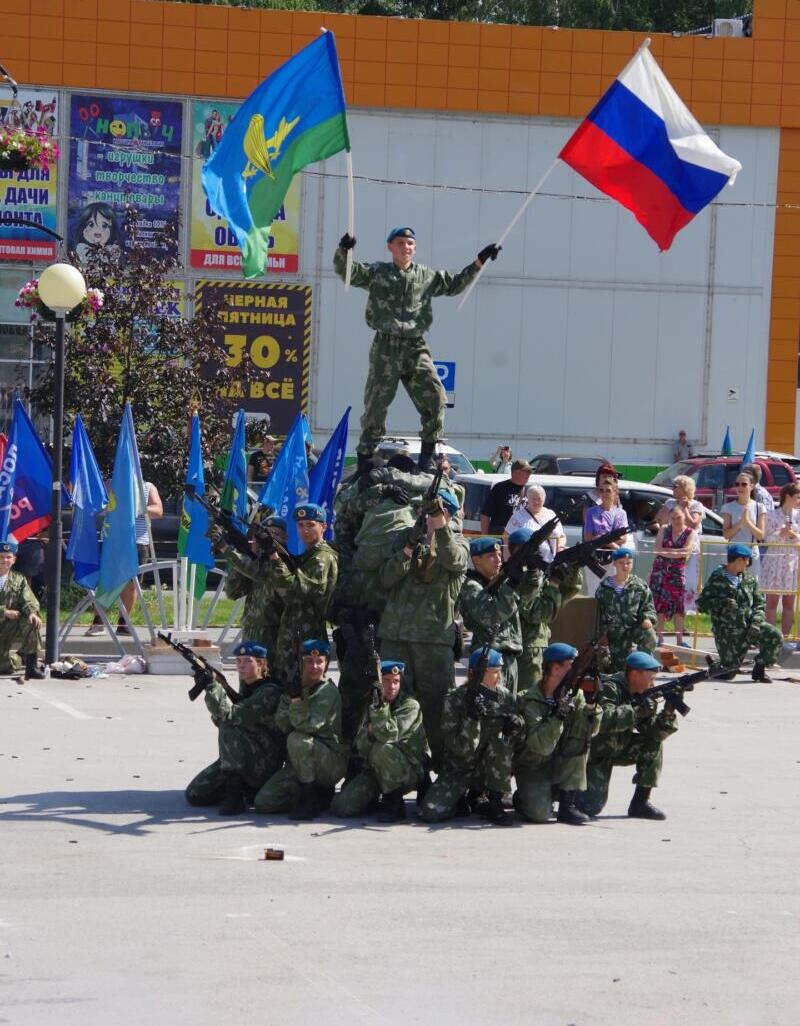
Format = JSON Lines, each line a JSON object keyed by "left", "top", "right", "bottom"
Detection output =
{"left": 720, "top": 426, "right": 756, "bottom": 466}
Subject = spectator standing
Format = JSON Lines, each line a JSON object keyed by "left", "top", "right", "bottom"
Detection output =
{"left": 490, "top": 445, "right": 513, "bottom": 474}
{"left": 503, "top": 483, "right": 565, "bottom": 562}
{"left": 721, "top": 474, "right": 766, "bottom": 574}
{"left": 742, "top": 463, "right": 775, "bottom": 511}
{"left": 117, "top": 480, "right": 163, "bottom": 634}
{"left": 649, "top": 506, "right": 695, "bottom": 647}
{"left": 673, "top": 430, "right": 693, "bottom": 463}
{"left": 582, "top": 478, "right": 630, "bottom": 594}
{"left": 657, "top": 475, "right": 704, "bottom": 611}
{"left": 760, "top": 483, "right": 800, "bottom": 638}
{"left": 247, "top": 432, "right": 276, "bottom": 483}
{"left": 480, "top": 459, "right": 532, "bottom": 534}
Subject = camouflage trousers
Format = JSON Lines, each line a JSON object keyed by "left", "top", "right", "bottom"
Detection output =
{"left": 516, "top": 646, "right": 545, "bottom": 693}
{"left": 418, "top": 737, "right": 514, "bottom": 823}
{"left": 606, "top": 625, "right": 658, "bottom": 673}
{"left": 358, "top": 331, "right": 446, "bottom": 456}
{"left": 713, "top": 622, "right": 783, "bottom": 669}
{"left": 331, "top": 743, "right": 421, "bottom": 817}
{"left": 513, "top": 717, "right": 594, "bottom": 822}
{"left": 253, "top": 733, "right": 348, "bottom": 813}
{"left": 184, "top": 722, "right": 286, "bottom": 806}
{"left": 577, "top": 735, "right": 664, "bottom": 817}
{"left": 0, "top": 617, "right": 42, "bottom": 674}
{"left": 381, "top": 638, "right": 453, "bottom": 771}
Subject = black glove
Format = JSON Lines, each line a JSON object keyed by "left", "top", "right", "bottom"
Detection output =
{"left": 477, "top": 243, "right": 501, "bottom": 264}
{"left": 545, "top": 697, "right": 568, "bottom": 721}
{"left": 383, "top": 484, "right": 410, "bottom": 506}
{"left": 339, "top": 233, "right": 356, "bottom": 250}
{"left": 503, "top": 561, "right": 525, "bottom": 590}
{"left": 466, "top": 691, "right": 488, "bottom": 721}
{"left": 192, "top": 667, "right": 214, "bottom": 690}
{"left": 501, "top": 712, "right": 525, "bottom": 739}
{"left": 370, "top": 683, "right": 384, "bottom": 711}
{"left": 407, "top": 518, "right": 427, "bottom": 548}
{"left": 286, "top": 675, "right": 303, "bottom": 700}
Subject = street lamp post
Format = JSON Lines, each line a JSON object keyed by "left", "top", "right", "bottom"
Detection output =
{"left": 37, "top": 263, "right": 87, "bottom": 664}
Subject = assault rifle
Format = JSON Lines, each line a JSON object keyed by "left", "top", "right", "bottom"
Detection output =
{"left": 487, "top": 516, "right": 560, "bottom": 594}
{"left": 465, "top": 624, "right": 501, "bottom": 719}
{"left": 158, "top": 631, "right": 242, "bottom": 704}
{"left": 632, "top": 657, "right": 738, "bottom": 717}
{"left": 185, "top": 486, "right": 297, "bottom": 572}
{"left": 547, "top": 640, "right": 600, "bottom": 718}
{"left": 363, "top": 624, "right": 384, "bottom": 710}
{"left": 547, "top": 525, "right": 631, "bottom": 580}
{"left": 285, "top": 628, "right": 304, "bottom": 699}
{"left": 406, "top": 456, "right": 446, "bottom": 548}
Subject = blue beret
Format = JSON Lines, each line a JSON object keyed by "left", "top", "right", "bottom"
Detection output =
{"left": 301, "top": 638, "right": 330, "bottom": 656}
{"left": 470, "top": 536, "right": 502, "bottom": 556}
{"left": 380, "top": 660, "right": 405, "bottom": 675}
{"left": 612, "top": 547, "right": 635, "bottom": 561}
{"left": 468, "top": 646, "right": 503, "bottom": 669}
{"left": 264, "top": 515, "right": 287, "bottom": 531}
{"left": 508, "top": 528, "right": 533, "bottom": 546}
{"left": 387, "top": 226, "right": 415, "bottom": 243}
{"left": 543, "top": 642, "right": 578, "bottom": 663}
{"left": 0, "top": 539, "right": 18, "bottom": 554}
{"left": 437, "top": 489, "right": 460, "bottom": 515}
{"left": 626, "top": 650, "right": 661, "bottom": 671}
{"left": 233, "top": 640, "right": 268, "bottom": 659}
{"left": 294, "top": 503, "right": 326, "bottom": 524}
{"left": 727, "top": 543, "right": 752, "bottom": 562}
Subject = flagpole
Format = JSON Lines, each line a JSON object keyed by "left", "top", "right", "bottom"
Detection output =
{"left": 345, "top": 150, "right": 355, "bottom": 290}
{"left": 457, "top": 158, "right": 559, "bottom": 311}
{"left": 187, "top": 563, "right": 197, "bottom": 630}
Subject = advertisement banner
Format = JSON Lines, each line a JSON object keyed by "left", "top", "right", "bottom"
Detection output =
{"left": 190, "top": 100, "right": 300, "bottom": 274}
{"left": 0, "top": 89, "right": 59, "bottom": 262}
{"left": 68, "top": 94, "right": 182, "bottom": 261}
{"left": 196, "top": 280, "right": 310, "bottom": 435}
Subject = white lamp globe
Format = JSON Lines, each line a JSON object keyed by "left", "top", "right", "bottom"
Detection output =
{"left": 37, "top": 263, "right": 87, "bottom": 313}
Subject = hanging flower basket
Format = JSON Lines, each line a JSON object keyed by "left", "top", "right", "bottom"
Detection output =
{"left": 0, "top": 128, "right": 60, "bottom": 174}
{"left": 16, "top": 279, "right": 104, "bottom": 324}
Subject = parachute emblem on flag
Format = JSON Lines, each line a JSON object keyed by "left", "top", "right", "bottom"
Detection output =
{"left": 242, "top": 114, "right": 300, "bottom": 181}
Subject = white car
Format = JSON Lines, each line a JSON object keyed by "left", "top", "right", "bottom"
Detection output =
{"left": 455, "top": 472, "right": 725, "bottom": 584}
{"left": 375, "top": 436, "right": 476, "bottom": 475}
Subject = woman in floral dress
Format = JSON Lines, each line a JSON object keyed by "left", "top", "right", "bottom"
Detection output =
{"left": 649, "top": 505, "right": 696, "bottom": 647}
{"left": 760, "top": 483, "right": 800, "bottom": 638}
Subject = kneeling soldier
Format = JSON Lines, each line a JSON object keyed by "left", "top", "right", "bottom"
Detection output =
{"left": 418, "top": 647, "right": 523, "bottom": 826}
{"left": 595, "top": 547, "right": 658, "bottom": 672}
{"left": 696, "top": 543, "right": 783, "bottom": 682}
{"left": 577, "top": 650, "right": 677, "bottom": 820}
{"left": 331, "top": 661, "right": 426, "bottom": 822}
{"left": 185, "top": 641, "right": 286, "bottom": 816}
{"left": 254, "top": 639, "right": 348, "bottom": 821}
{"left": 513, "top": 642, "right": 601, "bottom": 825}
{"left": 0, "top": 539, "right": 45, "bottom": 680}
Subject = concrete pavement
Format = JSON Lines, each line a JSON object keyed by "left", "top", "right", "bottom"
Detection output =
{"left": 1, "top": 667, "right": 799, "bottom": 1026}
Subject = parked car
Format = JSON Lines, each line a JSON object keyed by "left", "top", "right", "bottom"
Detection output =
{"left": 528, "top": 454, "right": 610, "bottom": 477}
{"left": 455, "top": 472, "right": 725, "bottom": 583}
{"left": 650, "top": 456, "right": 797, "bottom": 511}
{"left": 375, "top": 436, "right": 476, "bottom": 475}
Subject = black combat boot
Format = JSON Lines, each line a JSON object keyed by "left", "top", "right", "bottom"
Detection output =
{"left": 556, "top": 790, "right": 590, "bottom": 825}
{"left": 627, "top": 785, "right": 666, "bottom": 820}
{"left": 218, "top": 772, "right": 247, "bottom": 816}
{"left": 290, "top": 782, "right": 321, "bottom": 821}
{"left": 417, "top": 441, "right": 437, "bottom": 474}
{"left": 484, "top": 790, "right": 514, "bottom": 826}
{"left": 751, "top": 660, "right": 771, "bottom": 683}
{"left": 316, "top": 784, "right": 335, "bottom": 811}
{"left": 415, "top": 770, "right": 432, "bottom": 806}
{"left": 354, "top": 452, "right": 374, "bottom": 479}
{"left": 24, "top": 654, "right": 46, "bottom": 680}
{"left": 376, "top": 788, "right": 406, "bottom": 823}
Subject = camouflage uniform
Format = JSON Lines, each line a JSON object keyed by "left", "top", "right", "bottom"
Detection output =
{"left": 418, "top": 683, "right": 518, "bottom": 822}
{"left": 253, "top": 679, "right": 348, "bottom": 813}
{"left": 185, "top": 676, "right": 285, "bottom": 806}
{"left": 512, "top": 682, "right": 601, "bottom": 823}
{"left": 577, "top": 672, "right": 678, "bottom": 817}
{"left": 695, "top": 566, "right": 783, "bottom": 668}
{"left": 458, "top": 570, "right": 527, "bottom": 696}
{"left": 331, "top": 692, "right": 425, "bottom": 816}
{"left": 334, "top": 246, "right": 478, "bottom": 455}
{"left": 517, "top": 568, "right": 583, "bottom": 690}
{"left": 267, "top": 542, "right": 338, "bottom": 679}
{"left": 595, "top": 575, "right": 658, "bottom": 672}
{"left": 223, "top": 550, "right": 284, "bottom": 655}
{"left": 0, "top": 571, "right": 42, "bottom": 675}
{"left": 379, "top": 522, "right": 470, "bottom": 769}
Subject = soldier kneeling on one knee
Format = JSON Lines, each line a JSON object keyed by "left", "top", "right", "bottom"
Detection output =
{"left": 185, "top": 641, "right": 286, "bottom": 817}
{"left": 332, "top": 661, "right": 426, "bottom": 823}
{"left": 254, "top": 639, "right": 348, "bottom": 822}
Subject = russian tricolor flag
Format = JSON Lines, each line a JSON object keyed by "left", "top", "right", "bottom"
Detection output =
{"left": 560, "top": 42, "right": 742, "bottom": 251}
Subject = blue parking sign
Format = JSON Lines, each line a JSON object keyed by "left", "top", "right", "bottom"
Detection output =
{"left": 434, "top": 361, "right": 455, "bottom": 408}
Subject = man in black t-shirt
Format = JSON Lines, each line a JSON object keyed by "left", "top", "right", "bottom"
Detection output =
{"left": 247, "top": 435, "right": 276, "bottom": 483}
{"left": 480, "top": 459, "right": 532, "bottom": 534}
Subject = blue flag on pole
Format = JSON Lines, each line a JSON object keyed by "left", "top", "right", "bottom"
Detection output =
{"left": 0, "top": 396, "right": 56, "bottom": 543}
{"left": 721, "top": 426, "right": 733, "bottom": 457}
{"left": 258, "top": 412, "right": 309, "bottom": 555}
{"left": 741, "top": 428, "right": 755, "bottom": 469}
{"left": 95, "top": 405, "right": 146, "bottom": 609}
{"left": 66, "top": 415, "right": 108, "bottom": 589}
{"left": 309, "top": 407, "right": 350, "bottom": 540}
{"left": 220, "top": 409, "right": 248, "bottom": 536}
{"left": 179, "top": 413, "right": 215, "bottom": 595}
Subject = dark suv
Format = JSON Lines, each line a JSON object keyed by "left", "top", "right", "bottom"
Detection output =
{"left": 528, "top": 454, "right": 610, "bottom": 477}
{"left": 651, "top": 456, "right": 797, "bottom": 510}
